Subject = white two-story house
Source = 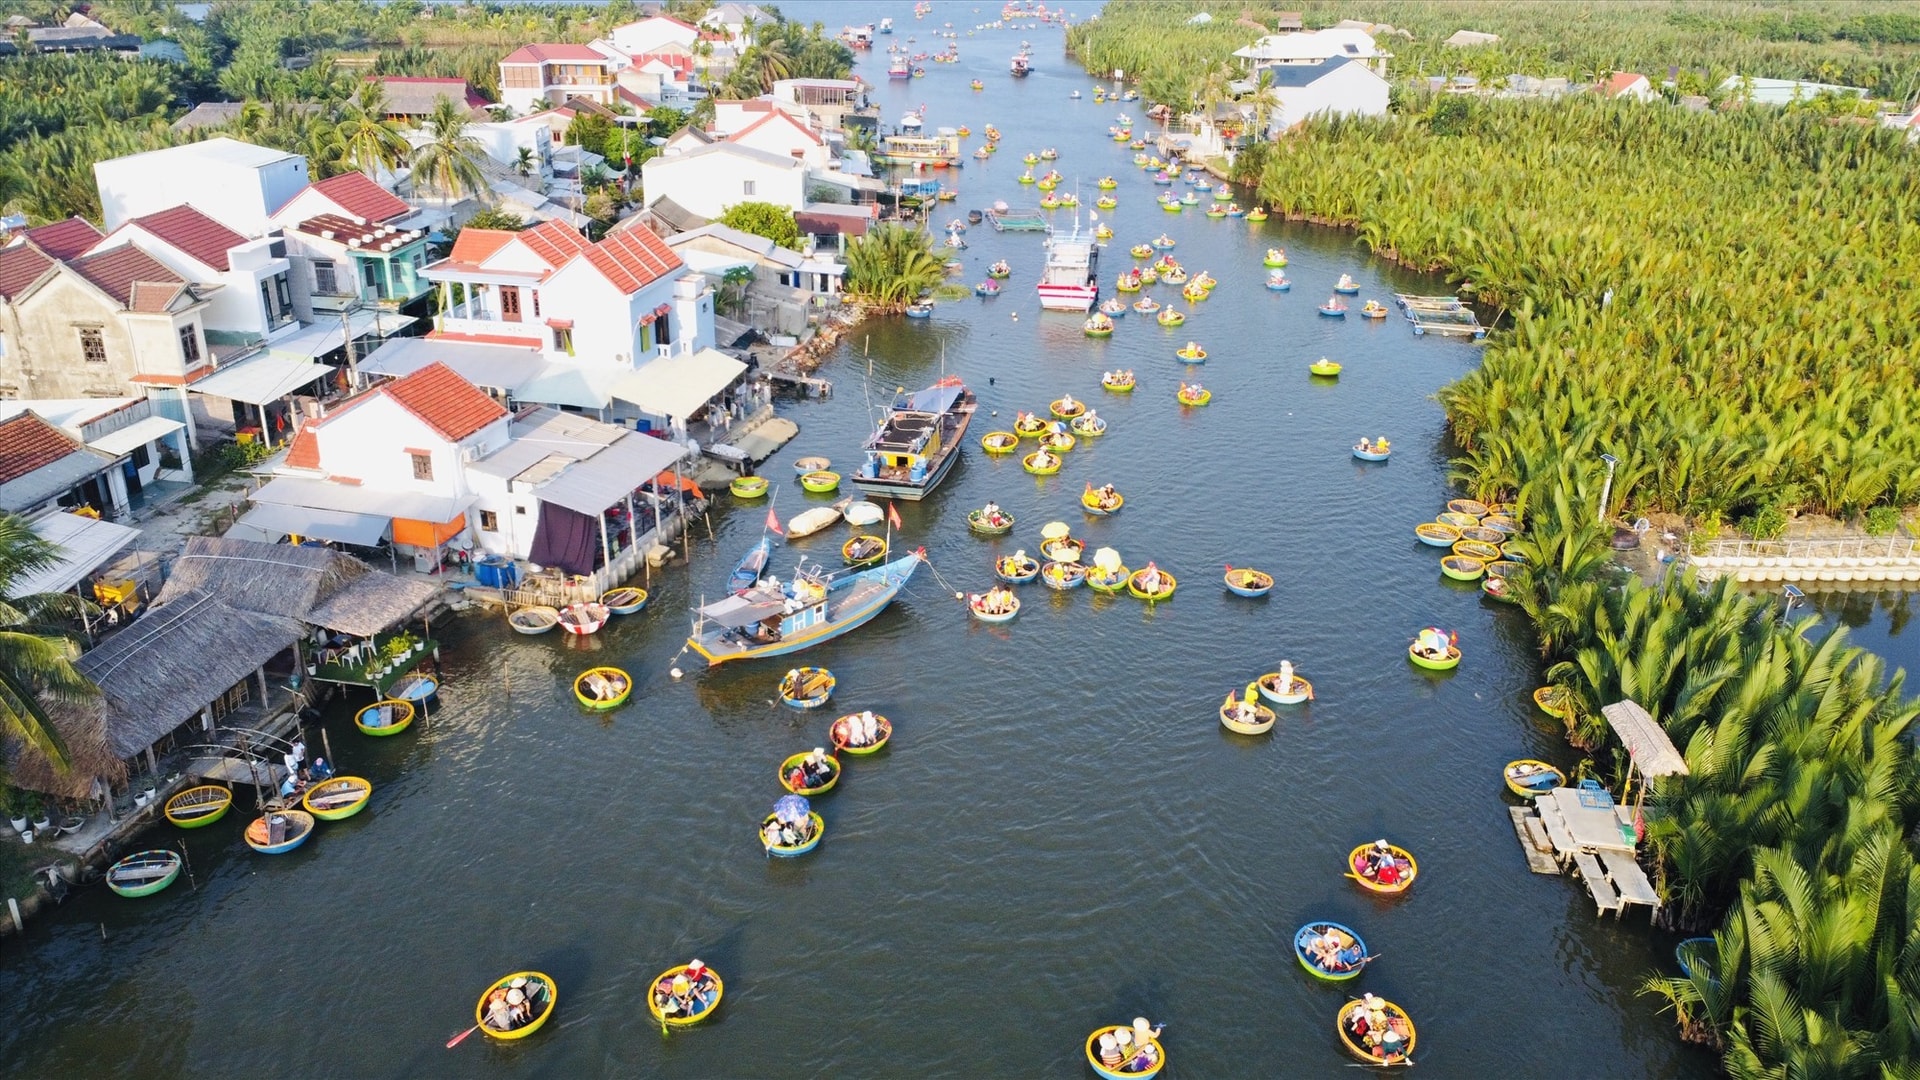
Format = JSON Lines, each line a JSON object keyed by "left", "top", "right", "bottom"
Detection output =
{"left": 498, "top": 42, "right": 623, "bottom": 117}
{"left": 86, "top": 205, "right": 299, "bottom": 348}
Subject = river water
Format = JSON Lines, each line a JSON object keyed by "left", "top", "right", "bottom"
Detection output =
{"left": 2, "top": 5, "right": 1715, "bottom": 1077}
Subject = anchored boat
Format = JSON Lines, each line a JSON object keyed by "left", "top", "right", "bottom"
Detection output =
{"left": 853, "top": 377, "right": 977, "bottom": 501}
{"left": 106, "top": 850, "right": 182, "bottom": 897}
{"left": 1038, "top": 226, "right": 1100, "bottom": 312}
{"left": 686, "top": 552, "right": 923, "bottom": 666}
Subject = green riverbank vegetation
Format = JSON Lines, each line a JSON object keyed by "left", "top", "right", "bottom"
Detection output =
{"left": 842, "top": 224, "right": 944, "bottom": 312}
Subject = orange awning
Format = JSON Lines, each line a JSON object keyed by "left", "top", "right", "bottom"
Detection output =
{"left": 653, "top": 471, "right": 703, "bottom": 496}
{"left": 392, "top": 513, "right": 468, "bottom": 547}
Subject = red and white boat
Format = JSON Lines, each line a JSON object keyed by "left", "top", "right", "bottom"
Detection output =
{"left": 558, "top": 602, "right": 610, "bottom": 635}
{"left": 1037, "top": 227, "right": 1100, "bottom": 312}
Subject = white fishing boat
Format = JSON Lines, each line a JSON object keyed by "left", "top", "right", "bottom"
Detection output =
{"left": 1038, "top": 226, "right": 1100, "bottom": 312}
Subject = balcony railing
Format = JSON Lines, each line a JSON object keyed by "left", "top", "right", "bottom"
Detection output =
{"left": 435, "top": 313, "right": 543, "bottom": 341}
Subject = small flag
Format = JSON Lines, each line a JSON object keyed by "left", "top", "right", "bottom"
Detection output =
{"left": 766, "top": 505, "right": 784, "bottom": 536}
{"left": 887, "top": 502, "right": 903, "bottom": 530}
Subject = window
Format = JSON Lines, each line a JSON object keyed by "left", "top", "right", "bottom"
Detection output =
{"left": 515, "top": 505, "right": 527, "bottom": 515}
{"left": 742, "top": 180, "right": 756, "bottom": 196}
{"left": 313, "top": 261, "right": 337, "bottom": 295}
{"left": 639, "top": 320, "right": 656, "bottom": 353}
{"left": 410, "top": 452, "right": 433, "bottom": 481}
{"left": 132, "top": 443, "right": 150, "bottom": 469}
{"left": 478, "top": 510, "right": 499, "bottom": 532}
{"left": 531, "top": 291, "right": 541, "bottom": 318}
{"left": 0, "top": 330, "right": 7, "bottom": 358}
{"left": 78, "top": 326, "right": 106, "bottom": 364}
{"left": 553, "top": 327, "right": 574, "bottom": 355}
{"left": 657, "top": 313, "right": 672, "bottom": 346}
{"left": 179, "top": 325, "right": 201, "bottom": 364}
{"left": 274, "top": 272, "right": 292, "bottom": 313}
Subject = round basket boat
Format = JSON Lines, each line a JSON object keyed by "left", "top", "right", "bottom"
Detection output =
{"left": 1486, "top": 560, "right": 1524, "bottom": 580}
{"left": 165, "top": 784, "right": 233, "bottom": 829}
{"left": 476, "top": 971, "right": 557, "bottom": 1040}
{"left": 762, "top": 811, "right": 825, "bottom": 856}
{"left": 996, "top": 555, "right": 1040, "bottom": 584}
{"left": 107, "top": 850, "right": 182, "bottom": 898}
{"left": 1050, "top": 397, "right": 1087, "bottom": 419}
{"left": 970, "top": 591, "right": 1021, "bottom": 622}
{"left": 1480, "top": 515, "right": 1521, "bottom": 536}
{"left": 729, "top": 475, "right": 769, "bottom": 499}
{"left": 1501, "top": 542, "right": 1530, "bottom": 563}
{"left": 1022, "top": 452, "right": 1061, "bottom": 476}
{"left": 1040, "top": 536, "right": 1084, "bottom": 564}
{"left": 1081, "top": 488, "right": 1124, "bottom": 515}
{"left": 574, "top": 666, "right": 632, "bottom": 710}
{"left": 355, "top": 699, "right": 414, "bottom": 736}
{"left": 1175, "top": 387, "right": 1211, "bottom": 407}
{"left": 509, "top": 605, "right": 560, "bottom": 635}
{"left": 244, "top": 809, "right": 315, "bottom": 855}
{"left": 968, "top": 508, "right": 1015, "bottom": 535}
{"left": 1505, "top": 759, "right": 1565, "bottom": 798}
{"left": 1224, "top": 567, "right": 1273, "bottom": 597}
{"left": 981, "top": 431, "right": 1019, "bottom": 454}
{"left": 830, "top": 712, "right": 893, "bottom": 754}
{"left": 778, "top": 667, "right": 835, "bottom": 709}
{"left": 1039, "top": 431, "right": 1077, "bottom": 453}
{"left": 1447, "top": 498, "right": 1490, "bottom": 518}
{"left": 649, "top": 965, "right": 724, "bottom": 1027}
{"left": 302, "top": 775, "right": 372, "bottom": 820}
{"left": 1257, "top": 673, "right": 1313, "bottom": 705}
{"left": 601, "top": 586, "right": 648, "bottom": 615}
{"left": 1348, "top": 842, "right": 1418, "bottom": 895}
{"left": 1440, "top": 555, "right": 1486, "bottom": 581}
{"left": 1353, "top": 443, "right": 1390, "bottom": 461}
{"left": 1086, "top": 1026, "right": 1166, "bottom": 1080}
{"left": 800, "top": 470, "right": 841, "bottom": 493}
{"left": 793, "top": 456, "right": 830, "bottom": 475}
{"left": 779, "top": 751, "right": 841, "bottom": 795}
{"left": 1533, "top": 685, "right": 1572, "bottom": 719}
{"left": 390, "top": 672, "right": 439, "bottom": 705}
{"left": 1458, "top": 526, "right": 1507, "bottom": 546}
{"left": 1157, "top": 310, "right": 1185, "bottom": 327}
{"left": 1220, "top": 698, "right": 1276, "bottom": 735}
{"left": 1128, "top": 568, "right": 1177, "bottom": 601}
{"left": 1070, "top": 414, "right": 1107, "bottom": 437}
{"left": 1309, "top": 360, "right": 1343, "bottom": 377}
{"left": 1264, "top": 250, "right": 1288, "bottom": 268}
{"left": 1336, "top": 997, "right": 1416, "bottom": 1065}
{"left": 1101, "top": 372, "right": 1136, "bottom": 393}
{"left": 1408, "top": 642, "right": 1461, "bottom": 670}
{"left": 1453, "top": 538, "right": 1503, "bottom": 562}
{"left": 1175, "top": 346, "right": 1207, "bottom": 363}
{"left": 1436, "top": 511, "right": 1482, "bottom": 529}
{"left": 1295, "top": 921, "right": 1369, "bottom": 981}
{"left": 1414, "top": 522, "right": 1461, "bottom": 548}
{"left": 1481, "top": 575, "right": 1519, "bottom": 604}
{"left": 843, "top": 534, "right": 888, "bottom": 566}
{"left": 1087, "top": 565, "right": 1130, "bottom": 594}
{"left": 1013, "top": 414, "right": 1049, "bottom": 438}
{"left": 1041, "top": 561, "right": 1087, "bottom": 590}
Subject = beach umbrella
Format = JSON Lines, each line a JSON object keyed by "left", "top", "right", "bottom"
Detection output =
{"left": 774, "top": 795, "right": 810, "bottom": 823}
{"left": 1093, "top": 547, "right": 1123, "bottom": 572}
{"left": 1041, "top": 521, "right": 1072, "bottom": 541}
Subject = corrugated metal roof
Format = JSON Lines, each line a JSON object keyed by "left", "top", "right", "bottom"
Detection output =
{"left": 535, "top": 431, "right": 688, "bottom": 516}
{"left": 13, "top": 510, "right": 141, "bottom": 595}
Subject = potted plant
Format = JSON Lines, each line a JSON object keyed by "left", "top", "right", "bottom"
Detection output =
{"left": 31, "top": 794, "right": 52, "bottom": 832}
{"left": 4, "top": 787, "right": 27, "bottom": 833}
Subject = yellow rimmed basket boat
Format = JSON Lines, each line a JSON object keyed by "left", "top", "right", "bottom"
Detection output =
{"left": 355, "top": 699, "right": 414, "bottom": 736}
{"left": 1050, "top": 397, "right": 1087, "bottom": 419}
{"left": 1101, "top": 372, "right": 1135, "bottom": 393}
{"left": 302, "top": 776, "right": 372, "bottom": 820}
{"left": 1086, "top": 564, "right": 1130, "bottom": 594}
{"left": 1533, "top": 685, "right": 1572, "bottom": 719}
{"left": 981, "top": 431, "right": 1019, "bottom": 454}
{"left": 761, "top": 810, "right": 825, "bottom": 856}
{"left": 779, "top": 667, "right": 835, "bottom": 709}
{"left": 1176, "top": 386, "right": 1211, "bottom": 407}
{"left": 1086, "top": 1026, "right": 1166, "bottom": 1080}
{"left": 1128, "top": 568, "right": 1177, "bottom": 601}
{"left": 1013, "top": 414, "right": 1049, "bottom": 438}
{"left": 165, "top": 784, "right": 232, "bottom": 829}
{"left": 574, "top": 666, "right": 632, "bottom": 710}
{"left": 600, "top": 586, "right": 648, "bottom": 615}
{"left": 1039, "top": 430, "right": 1077, "bottom": 453}
{"left": 1447, "top": 498, "right": 1490, "bottom": 518}
{"left": 1505, "top": 759, "right": 1565, "bottom": 798}
{"left": 1458, "top": 525, "right": 1507, "bottom": 545}
{"left": 1408, "top": 642, "right": 1461, "bottom": 670}
{"left": 475, "top": 972, "right": 557, "bottom": 1041}
{"left": 1436, "top": 511, "right": 1481, "bottom": 529}
{"left": 1257, "top": 672, "right": 1313, "bottom": 705}
{"left": 830, "top": 712, "right": 893, "bottom": 754}
{"left": 800, "top": 470, "right": 841, "bottom": 493}
{"left": 729, "top": 475, "right": 769, "bottom": 499}
{"left": 1040, "top": 537, "right": 1085, "bottom": 563}
{"left": 649, "top": 964, "right": 724, "bottom": 1027}
{"left": 1453, "top": 538, "right": 1503, "bottom": 562}
{"left": 1220, "top": 698, "right": 1277, "bottom": 735}
{"left": 1081, "top": 487, "right": 1124, "bottom": 515}
{"left": 968, "top": 508, "right": 1015, "bottom": 535}
{"left": 1440, "top": 555, "right": 1486, "bottom": 581}
{"left": 1309, "top": 359, "right": 1342, "bottom": 378}
{"left": 843, "top": 534, "right": 888, "bottom": 566}
{"left": 1414, "top": 522, "right": 1461, "bottom": 548}
{"left": 1224, "top": 566, "right": 1273, "bottom": 597}
{"left": 1336, "top": 997, "right": 1416, "bottom": 1065}
{"left": 1175, "top": 346, "right": 1207, "bottom": 363}
{"left": 1348, "top": 842, "right": 1418, "bottom": 895}
{"left": 779, "top": 751, "right": 841, "bottom": 794}
{"left": 1023, "top": 452, "right": 1061, "bottom": 475}
{"left": 1156, "top": 308, "right": 1185, "bottom": 327}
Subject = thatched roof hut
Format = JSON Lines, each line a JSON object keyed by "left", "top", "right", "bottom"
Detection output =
{"left": 160, "top": 536, "right": 438, "bottom": 636}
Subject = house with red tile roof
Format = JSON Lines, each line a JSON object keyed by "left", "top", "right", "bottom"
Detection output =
{"left": 1597, "top": 71, "right": 1655, "bottom": 102}
{"left": 0, "top": 411, "right": 124, "bottom": 517}
{"left": 421, "top": 218, "right": 712, "bottom": 376}
{"left": 499, "top": 41, "right": 625, "bottom": 116}
{"left": 268, "top": 171, "right": 433, "bottom": 309}
{"left": 89, "top": 205, "right": 306, "bottom": 343}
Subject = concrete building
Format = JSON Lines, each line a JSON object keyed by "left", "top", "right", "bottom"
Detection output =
{"left": 0, "top": 397, "right": 193, "bottom": 504}
{"left": 1233, "top": 28, "right": 1390, "bottom": 78}
{"left": 1718, "top": 75, "right": 1870, "bottom": 107}
{"left": 1262, "top": 57, "right": 1391, "bottom": 136}
{"left": 94, "top": 138, "right": 311, "bottom": 236}
{"left": 0, "top": 411, "right": 127, "bottom": 518}
{"left": 87, "top": 205, "right": 299, "bottom": 347}
{"left": 699, "top": 3, "right": 774, "bottom": 51}
{"left": 609, "top": 14, "right": 700, "bottom": 58}
{"left": 1598, "top": 72, "right": 1656, "bottom": 102}
{"left": 499, "top": 43, "right": 621, "bottom": 116}
{"left": 640, "top": 142, "right": 809, "bottom": 219}
{"left": 269, "top": 171, "right": 433, "bottom": 311}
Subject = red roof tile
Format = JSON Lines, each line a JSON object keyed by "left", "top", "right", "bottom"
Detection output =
{"left": 0, "top": 243, "right": 55, "bottom": 300}
{"left": 732, "top": 109, "right": 822, "bottom": 147}
{"left": 309, "top": 172, "right": 412, "bottom": 224}
{"left": 1602, "top": 72, "right": 1648, "bottom": 97}
{"left": 285, "top": 429, "right": 321, "bottom": 470}
{"left": 516, "top": 219, "right": 592, "bottom": 270}
{"left": 583, "top": 227, "right": 684, "bottom": 295}
{"left": 381, "top": 361, "right": 508, "bottom": 441}
{"left": 69, "top": 246, "right": 188, "bottom": 310}
{"left": 0, "top": 412, "right": 84, "bottom": 485}
{"left": 501, "top": 42, "right": 609, "bottom": 64}
{"left": 128, "top": 205, "right": 247, "bottom": 272}
{"left": 450, "top": 228, "right": 517, "bottom": 265}
{"left": 24, "top": 217, "right": 105, "bottom": 261}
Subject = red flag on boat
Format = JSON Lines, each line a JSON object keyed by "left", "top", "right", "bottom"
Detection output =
{"left": 887, "top": 502, "right": 903, "bottom": 530}
{"left": 766, "top": 505, "right": 784, "bottom": 536}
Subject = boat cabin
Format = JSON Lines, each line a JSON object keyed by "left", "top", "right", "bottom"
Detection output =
{"left": 859, "top": 383, "right": 966, "bottom": 484}
{"left": 696, "top": 575, "right": 830, "bottom": 648}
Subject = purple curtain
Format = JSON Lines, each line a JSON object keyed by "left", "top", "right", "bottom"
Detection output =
{"left": 529, "top": 501, "right": 598, "bottom": 577}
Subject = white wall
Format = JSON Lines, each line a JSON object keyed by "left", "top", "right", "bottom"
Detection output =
{"left": 309, "top": 394, "right": 509, "bottom": 497}
{"left": 96, "top": 143, "right": 311, "bottom": 235}
{"left": 610, "top": 17, "right": 697, "bottom": 56}
{"left": 466, "top": 120, "right": 555, "bottom": 177}
{"left": 641, "top": 151, "right": 806, "bottom": 218}
{"left": 1269, "top": 64, "right": 1390, "bottom": 135}
{"left": 541, "top": 257, "right": 681, "bottom": 366}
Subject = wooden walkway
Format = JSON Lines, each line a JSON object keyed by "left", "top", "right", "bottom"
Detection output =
{"left": 1507, "top": 794, "right": 1662, "bottom": 918}
{"left": 1507, "top": 806, "right": 1563, "bottom": 874}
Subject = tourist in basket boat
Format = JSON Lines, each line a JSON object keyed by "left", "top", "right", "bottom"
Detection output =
{"left": 1031, "top": 450, "right": 1059, "bottom": 471}
{"left": 981, "top": 500, "right": 1008, "bottom": 526}
{"left": 585, "top": 669, "right": 628, "bottom": 701}
{"left": 1138, "top": 562, "right": 1164, "bottom": 594}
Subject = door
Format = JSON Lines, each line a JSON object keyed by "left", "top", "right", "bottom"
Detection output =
{"left": 501, "top": 287, "right": 522, "bottom": 322}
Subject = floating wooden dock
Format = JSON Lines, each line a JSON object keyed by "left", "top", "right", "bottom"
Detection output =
{"left": 1507, "top": 788, "right": 1661, "bottom": 918}
{"left": 985, "top": 207, "right": 1047, "bottom": 232}
{"left": 1396, "top": 293, "right": 1488, "bottom": 339}
{"left": 1507, "top": 805, "right": 1562, "bottom": 874}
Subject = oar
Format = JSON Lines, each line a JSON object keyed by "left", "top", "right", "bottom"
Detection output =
{"left": 446, "top": 1023, "right": 482, "bottom": 1048}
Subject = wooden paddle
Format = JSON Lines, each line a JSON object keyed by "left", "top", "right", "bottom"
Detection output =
{"left": 446, "top": 1023, "right": 482, "bottom": 1048}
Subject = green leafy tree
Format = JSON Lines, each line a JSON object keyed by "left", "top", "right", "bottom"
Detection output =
{"left": 464, "top": 208, "right": 527, "bottom": 231}
{"left": 336, "top": 81, "right": 410, "bottom": 178}
{"left": 0, "top": 514, "right": 97, "bottom": 770}
{"left": 409, "top": 95, "right": 490, "bottom": 205}
{"left": 718, "top": 201, "right": 800, "bottom": 250}
{"left": 843, "top": 224, "right": 943, "bottom": 311}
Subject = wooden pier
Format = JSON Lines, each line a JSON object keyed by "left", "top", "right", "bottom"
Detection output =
{"left": 1395, "top": 293, "right": 1488, "bottom": 339}
{"left": 1507, "top": 786, "right": 1661, "bottom": 919}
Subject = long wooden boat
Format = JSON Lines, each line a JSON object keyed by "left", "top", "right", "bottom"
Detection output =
{"left": 1504, "top": 759, "right": 1564, "bottom": 798}
{"left": 355, "top": 699, "right": 414, "bottom": 736}
{"left": 779, "top": 751, "right": 841, "bottom": 795}
{"left": 1128, "top": 567, "right": 1176, "bottom": 600}
{"left": 843, "top": 534, "right": 888, "bottom": 567}
{"left": 968, "top": 508, "right": 1015, "bottom": 535}
{"left": 1336, "top": 997, "right": 1416, "bottom": 1065}
{"left": 649, "top": 964, "right": 724, "bottom": 1027}
{"left": 1224, "top": 566, "right": 1273, "bottom": 597}
{"left": 1440, "top": 555, "right": 1486, "bottom": 581}
{"left": 476, "top": 971, "right": 557, "bottom": 1040}
{"left": 302, "top": 776, "right": 372, "bottom": 820}
{"left": 853, "top": 378, "right": 977, "bottom": 501}
{"left": 601, "top": 586, "right": 648, "bottom": 615}
{"left": 558, "top": 602, "right": 610, "bottom": 636}
{"left": 1414, "top": 522, "right": 1460, "bottom": 547}
{"left": 729, "top": 537, "right": 773, "bottom": 594}
{"left": 574, "top": 666, "right": 632, "bottom": 710}
{"left": 970, "top": 591, "right": 1021, "bottom": 622}
{"left": 779, "top": 667, "right": 836, "bottom": 709}
{"left": 1453, "top": 538, "right": 1503, "bottom": 562}
{"left": 165, "top": 784, "right": 232, "bottom": 829}
{"left": 688, "top": 552, "right": 922, "bottom": 667}
{"left": 830, "top": 712, "right": 892, "bottom": 754}
{"left": 1408, "top": 642, "right": 1461, "bottom": 670}
{"left": 1295, "top": 921, "right": 1369, "bottom": 981}
{"left": 106, "top": 850, "right": 182, "bottom": 897}
{"left": 244, "top": 809, "right": 315, "bottom": 855}
{"left": 509, "top": 606, "right": 560, "bottom": 635}
{"left": 761, "top": 811, "right": 825, "bottom": 856}
{"left": 1257, "top": 672, "right": 1313, "bottom": 705}
{"left": 1533, "top": 685, "right": 1571, "bottom": 718}
{"left": 1086, "top": 1026, "right": 1166, "bottom": 1080}
{"left": 1041, "top": 561, "right": 1087, "bottom": 590}
{"left": 1220, "top": 698, "right": 1276, "bottom": 735}
{"left": 1347, "top": 842, "right": 1418, "bottom": 895}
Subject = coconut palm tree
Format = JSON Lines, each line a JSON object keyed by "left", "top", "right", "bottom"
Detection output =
{"left": 409, "top": 95, "right": 491, "bottom": 207}
{"left": 0, "top": 514, "right": 97, "bottom": 769}
{"left": 844, "top": 224, "right": 944, "bottom": 311}
{"left": 337, "top": 82, "right": 411, "bottom": 179}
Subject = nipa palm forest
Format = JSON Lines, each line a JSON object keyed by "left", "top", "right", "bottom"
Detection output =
{"left": 1070, "top": 3, "right": 1920, "bottom": 1076}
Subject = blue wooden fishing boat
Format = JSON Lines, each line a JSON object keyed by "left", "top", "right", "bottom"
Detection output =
{"left": 1295, "top": 921, "right": 1369, "bottom": 981}
{"left": 853, "top": 377, "right": 976, "bottom": 502}
{"left": 687, "top": 552, "right": 923, "bottom": 667}
{"left": 729, "top": 536, "right": 773, "bottom": 594}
